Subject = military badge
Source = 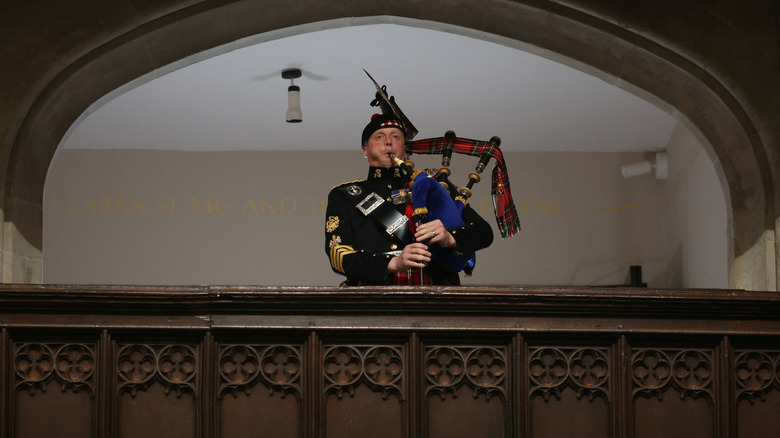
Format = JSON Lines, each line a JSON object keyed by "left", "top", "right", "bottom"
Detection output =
{"left": 326, "top": 216, "right": 340, "bottom": 232}
{"left": 329, "top": 235, "right": 342, "bottom": 248}
{"left": 346, "top": 185, "right": 362, "bottom": 196}
{"left": 391, "top": 188, "right": 410, "bottom": 205}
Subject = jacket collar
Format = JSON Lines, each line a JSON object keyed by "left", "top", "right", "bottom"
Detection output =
{"left": 367, "top": 166, "right": 406, "bottom": 181}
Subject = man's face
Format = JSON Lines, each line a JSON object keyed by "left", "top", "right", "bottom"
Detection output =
{"left": 362, "top": 127, "right": 406, "bottom": 168}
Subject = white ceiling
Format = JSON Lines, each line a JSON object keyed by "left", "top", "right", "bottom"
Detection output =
{"left": 62, "top": 21, "right": 679, "bottom": 153}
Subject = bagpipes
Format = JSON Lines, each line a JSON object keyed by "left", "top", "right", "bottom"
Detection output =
{"left": 365, "top": 70, "right": 521, "bottom": 242}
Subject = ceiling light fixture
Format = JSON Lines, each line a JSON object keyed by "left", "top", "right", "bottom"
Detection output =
{"left": 282, "top": 68, "right": 302, "bottom": 123}
{"left": 621, "top": 152, "right": 668, "bottom": 179}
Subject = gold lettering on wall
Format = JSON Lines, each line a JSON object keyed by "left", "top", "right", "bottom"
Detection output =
{"left": 281, "top": 198, "right": 296, "bottom": 215}
{"left": 53, "top": 196, "right": 579, "bottom": 218}
{"left": 192, "top": 197, "right": 230, "bottom": 215}
{"left": 520, "top": 197, "right": 571, "bottom": 216}
{"left": 241, "top": 198, "right": 297, "bottom": 215}
{"left": 480, "top": 197, "right": 571, "bottom": 216}
{"left": 215, "top": 199, "right": 230, "bottom": 215}
{"left": 308, "top": 198, "right": 326, "bottom": 215}
{"left": 260, "top": 199, "right": 275, "bottom": 214}
{"left": 192, "top": 197, "right": 211, "bottom": 214}
{"left": 66, "top": 195, "right": 178, "bottom": 214}
{"left": 242, "top": 199, "right": 258, "bottom": 215}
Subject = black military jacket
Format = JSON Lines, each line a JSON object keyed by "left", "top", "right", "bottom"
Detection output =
{"left": 325, "top": 166, "right": 493, "bottom": 285}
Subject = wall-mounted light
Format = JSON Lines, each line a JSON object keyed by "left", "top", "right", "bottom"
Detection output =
{"left": 621, "top": 152, "right": 668, "bottom": 179}
{"left": 282, "top": 68, "right": 302, "bottom": 123}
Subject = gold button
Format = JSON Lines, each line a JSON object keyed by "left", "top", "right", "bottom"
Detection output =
{"left": 390, "top": 244, "right": 398, "bottom": 250}
{"left": 387, "top": 184, "right": 393, "bottom": 189}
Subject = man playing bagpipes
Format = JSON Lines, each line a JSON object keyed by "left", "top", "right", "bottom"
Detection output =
{"left": 325, "top": 73, "right": 520, "bottom": 286}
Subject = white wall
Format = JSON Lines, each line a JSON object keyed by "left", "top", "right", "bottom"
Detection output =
{"left": 43, "top": 144, "right": 728, "bottom": 288}
{"left": 663, "top": 123, "right": 729, "bottom": 288}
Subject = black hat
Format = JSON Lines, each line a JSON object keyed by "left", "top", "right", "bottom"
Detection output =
{"left": 361, "top": 113, "right": 406, "bottom": 146}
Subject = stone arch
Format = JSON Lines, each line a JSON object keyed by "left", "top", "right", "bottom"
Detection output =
{"left": 6, "top": 0, "right": 774, "bottom": 288}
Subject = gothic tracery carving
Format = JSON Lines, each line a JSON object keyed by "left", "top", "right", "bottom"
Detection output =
{"left": 55, "top": 343, "right": 95, "bottom": 394}
{"left": 15, "top": 343, "right": 55, "bottom": 394}
{"left": 529, "top": 347, "right": 609, "bottom": 401}
{"left": 632, "top": 349, "right": 672, "bottom": 400}
{"left": 324, "top": 345, "right": 404, "bottom": 400}
{"left": 735, "top": 351, "right": 779, "bottom": 403}
{"left": 219, "top": 344, "right": 302, "bottom": 399}
{"left": 672, "top": 350, "right": 712, "bottom": 400}
{"left": 425, "top": 347, "right": 465, "bottom": 400}
{"left": 364, "top": 346, "right": 403, "bottom": 399}
{"left": 117, "top": 344, "right": 197, "bottom": 398}
{"left": 426, "top": 346, "right": 505, "bottom": 401}
{"left": 15, "top": 343, "right": 95, "bottom": 396}
{"left": 632, "top": 348, "right": 713, "bottom": 403}
{"left": 158, "top": 345, "right": 197, "bottom": 397}
{"left": 220, "top": 345, "right": 260, "bottom": 396}
{"left": 324, "top": 346, "right": 362, "bottom": 399}
{"left": 260, "top": 345, "right": 301, "bottom": 398}
{"left": 570, "top": 348, "right": 609, "bottom": 401}
{"left": 466, "top": 347, "right": 506, "bottom": 400}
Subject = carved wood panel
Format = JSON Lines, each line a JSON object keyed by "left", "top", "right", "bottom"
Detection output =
{"left": 734, "top": 350, "right": 780, "bottom": 403}
{"left": 9, "top": 332, "right": 780, "bottom": 437}
{"left": 16, "top": 342, "right": 96, "bottom": 397}
{"left": 219, "top": 344, "right": 302, "bottom": 399}
{"left": 3, "top": 286, "right": 780, "bottom": 437}
{"left": 323, "top": 344, "right": 406, "bottom": 437}
{"left": 217, "top": 344, "right": 302, "bottom": 438}
{"left": 527, "top": 346, "right": 610, "bottom": 437}
{"left": 324, "top": 344, "right": 404, "bottom": 401}
{"left": 632, "top": 348, "right": 714, "bottom": 402}
{"left": 528, "top": 346, "right": 609, "bottom": 402}
{"left": 13, "top": 342, "right": 96, "bottom": 438}
{"left": 115, "top": 343, "right": 199, "bottom": 438}
{"left": 117, "top": 344, "right": 197, "bottom": 398}
{"left": 734, "top": 349, "right": 780, "bottom": 437}
{"left": 631, "top": 348, "right": 715, "bottom": 438}
{"left": 424, "top": 344, "right": 508, "bottom": 437}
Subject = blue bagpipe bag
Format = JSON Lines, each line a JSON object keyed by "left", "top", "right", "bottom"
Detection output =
{"left": 411, "top": 172, "right": 476, "bottom": 274}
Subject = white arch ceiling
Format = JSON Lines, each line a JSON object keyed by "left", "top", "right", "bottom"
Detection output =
{"left": 62, "top": 20, "right": 678, "bottom": 154}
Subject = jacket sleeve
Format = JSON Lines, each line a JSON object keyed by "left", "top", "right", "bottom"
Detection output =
{"left": 324, "top": 188, "right": 393, "bottom": 284}
{"left": 449, "top": 204, "right": 494, "bottom": 254}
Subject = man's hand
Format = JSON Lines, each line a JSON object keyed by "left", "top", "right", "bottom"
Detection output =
{"left": 415, "top": 219, "right": 456, "bottom": 248}
{"left": 387, "top": 243, "right": 431, "bottom": 273}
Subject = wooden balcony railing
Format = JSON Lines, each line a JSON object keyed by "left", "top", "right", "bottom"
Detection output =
{"left": 2, "top": 285, "right": 779, "bottom": 437}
